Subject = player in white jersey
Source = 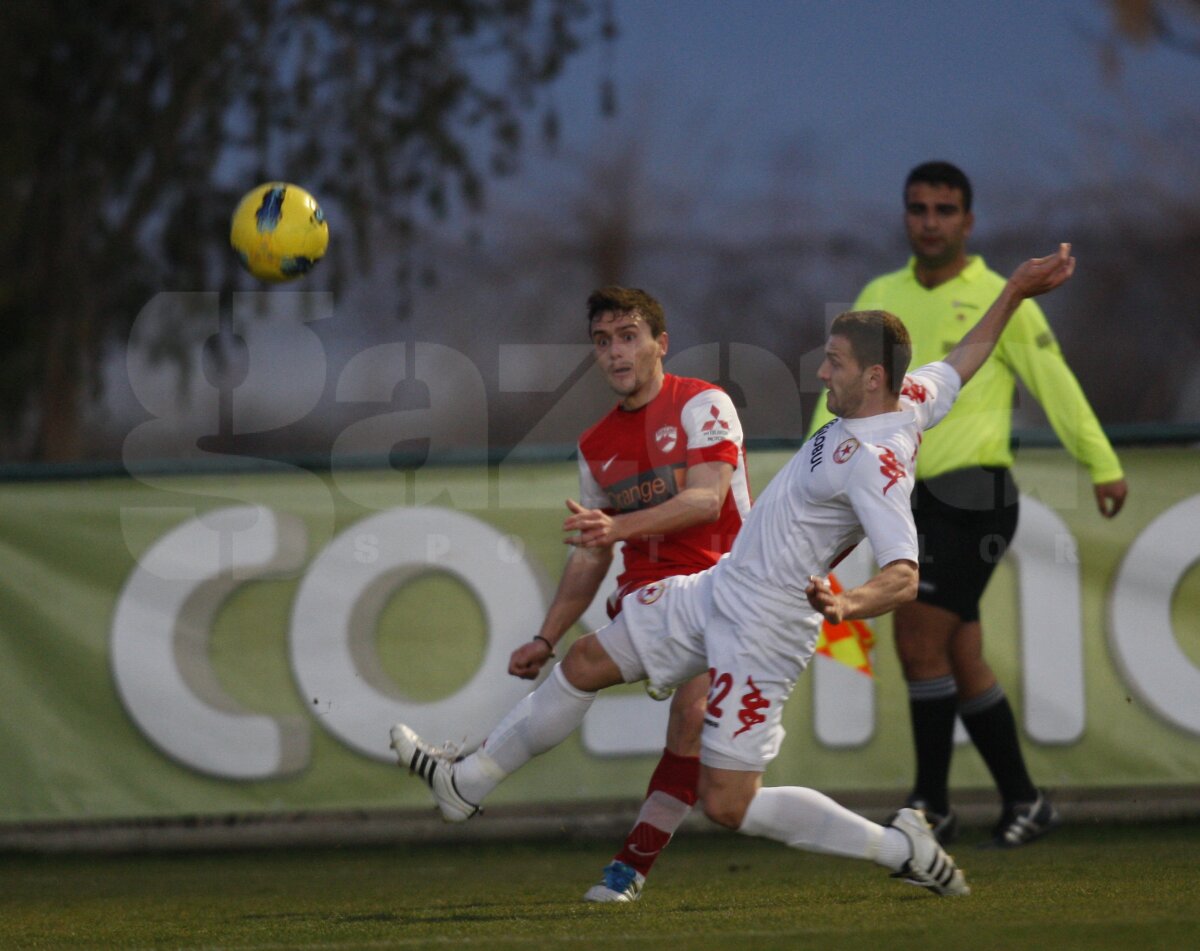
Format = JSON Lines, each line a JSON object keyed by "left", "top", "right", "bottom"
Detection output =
{"left": 632, "top": 359, "right": 959, "bottom": 774}
{"left": 391, "top": 245, "right": 1076, "bottom": 899}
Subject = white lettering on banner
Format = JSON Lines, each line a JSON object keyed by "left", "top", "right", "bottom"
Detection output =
{"left": 110, "top": 505, "right": 311, "bottom": 779}
{"left": 1110, "top": 496, "right": 1200, "bottom": 734}
{"left": 289, "top": 507, "right": 548, "bottom": 761}
{"left": 109, "top": 494, "right": 1200, "bottom": 778}
{"left": 1010, "top": 498, "right": 1085, "bottom": 744}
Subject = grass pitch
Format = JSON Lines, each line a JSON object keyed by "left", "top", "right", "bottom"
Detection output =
{"left": 1, "top": 821, "right": 1197, "bottom": 950}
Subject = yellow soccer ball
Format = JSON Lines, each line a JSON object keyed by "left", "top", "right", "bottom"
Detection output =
{"left": 230, "top": 182, "right": 328, "bottom": 282}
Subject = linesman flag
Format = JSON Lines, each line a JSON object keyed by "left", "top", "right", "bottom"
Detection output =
{"left": 814, "top": 573, "right": 875, "bottom": 676}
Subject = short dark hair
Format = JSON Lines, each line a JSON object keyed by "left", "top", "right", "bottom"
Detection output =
{"left": 829, "top": 310, "right": 912, "bottom": 396}
{"left": 905, "top": 161, "right": 972, "bottom": 213}
{"left": 586, "top": 286, "right": 666, "bottom": 338}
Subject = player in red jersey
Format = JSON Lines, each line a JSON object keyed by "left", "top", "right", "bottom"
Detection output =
{"left": 505, "top": 286, "right": 751, "bottom": 902}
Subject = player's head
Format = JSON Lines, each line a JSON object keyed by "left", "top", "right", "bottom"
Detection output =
{"left": 820, "top": 310, "right": 912, "bottom": 417}
{"left": 586, "top": 286, "right": 666, "bottom": 338}
{"left": 905, "top": 161, "right": 972, "bottom": 212}
{"left": 903, "top": 161, "right": 974, "bottom": 271}
{"left": 586, "top": 286, "right": 668, "bottom": 409}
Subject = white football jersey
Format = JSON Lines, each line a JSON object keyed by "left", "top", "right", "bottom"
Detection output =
{"left": 710, "top": 361, "right": 961, "bottom": 625}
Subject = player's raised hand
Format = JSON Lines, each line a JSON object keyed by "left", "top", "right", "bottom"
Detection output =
{"left": 508, "top": 639, "right": 553, "bottom": 680}
{"left": 1009, "top": 242, "right": 1076, "bottom": 299}
{"left": 805, "top": 574, "right": 844, "bottom": 624}
{"left": 563, "top": 498, "right": 620, "bottom": 548}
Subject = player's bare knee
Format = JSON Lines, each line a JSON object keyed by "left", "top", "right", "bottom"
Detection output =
{"left": 560, "top": 633, "right": 623, "bottom": 692}
{"left": 559, "top": 638, "right": 597, "bottom": 685}
{"left": 698, "top": 769, "right": 758, "bottom": 830}
{"left": 701, "top": 794, "right": 747, "bottom": 830}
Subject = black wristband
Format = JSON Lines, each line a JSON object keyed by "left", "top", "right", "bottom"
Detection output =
{"left": 532, "top": 635, "right": 556, "bottom": 657}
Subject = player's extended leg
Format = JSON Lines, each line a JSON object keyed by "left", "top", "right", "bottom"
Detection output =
{"left": 951, "top": 621, "right": 1060, "bottom": 847}
{"left": 390, "top": 632, "right": 626, "bottom": 822}
{"left": 703, "top": 767, "right": 968, "bottom": 897}
{"left": 583, "top": 671, "right": 708, "bottom": 903}
{"left": 894, "top": 599, "right": 960, "bottom": 841}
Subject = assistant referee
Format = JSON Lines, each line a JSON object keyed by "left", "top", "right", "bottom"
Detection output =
{"left": 807, "top": 161, "right": 1127, "bottom": 848}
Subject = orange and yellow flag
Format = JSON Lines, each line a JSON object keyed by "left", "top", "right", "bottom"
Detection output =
{"left": 814, "top": 573, "right": 875, "bottom": 676}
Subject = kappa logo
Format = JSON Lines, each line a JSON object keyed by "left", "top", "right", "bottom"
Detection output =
{"left": 655, "top": 425, "right": 678, "bottom": 452}
{"left": 636, "top": 581, "right": 666, "bottom": 605}
{"left": 733, "top": 676, "right": 770, "bottom": 737}
{"left": 878, "top": 447, "right": 906, "bottom": 495}
{"left": 833, "top": 437, "right": 859, "bottom": 464}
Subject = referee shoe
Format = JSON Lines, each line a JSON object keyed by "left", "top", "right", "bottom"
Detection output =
{"left": 983, "top": 790, "right": 1061, "bottom": 849}
{"left": 901, "top": 797, "right": 959, "bottom": 846}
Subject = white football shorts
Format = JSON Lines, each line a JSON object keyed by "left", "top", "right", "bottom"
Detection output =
{"left": 597, "top": 568, "right": 821, "bottom": 772}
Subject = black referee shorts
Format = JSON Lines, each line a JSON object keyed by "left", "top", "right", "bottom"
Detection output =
{"left": 912, "top": 466, "right": 1019, "bottom": 623}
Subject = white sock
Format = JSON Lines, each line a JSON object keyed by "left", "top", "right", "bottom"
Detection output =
{"left": 737, "top": 786, "right": 910, "bottom": 870}
{"left": 454, "top": 665, "right": 596, "bottom": 804}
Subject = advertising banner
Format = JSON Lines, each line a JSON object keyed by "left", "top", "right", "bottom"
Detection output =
{"left": 0, "top": 446, "right": 1197, "bottom": 823}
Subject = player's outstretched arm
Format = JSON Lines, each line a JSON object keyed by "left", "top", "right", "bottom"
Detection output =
{"left": 944, "top": 243, "right": 1076, "bottom": 387}
{"left": 805, "top": 559, "right": 918, "bottom": 625}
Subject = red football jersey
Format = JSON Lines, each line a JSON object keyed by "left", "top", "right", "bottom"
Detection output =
{"left": 577, "top": 374, "right": 751, "bottom": 610}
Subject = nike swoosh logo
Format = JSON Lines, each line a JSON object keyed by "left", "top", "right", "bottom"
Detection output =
{"left": 600, "top": 454, "right": 619, "bottom": 472}
{"left": 951, "top": 300, "right": 980, "bottom": 310}
{"left": 627, "top": 844, "right": 660, "bottom": 857}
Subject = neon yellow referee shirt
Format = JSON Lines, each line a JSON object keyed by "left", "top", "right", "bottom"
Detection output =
{"left": 807, "top": 256, "right": 1123, "bottom": 484}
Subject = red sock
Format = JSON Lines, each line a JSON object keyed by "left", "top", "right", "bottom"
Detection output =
{"left": 613, "top": 748, "right": 700, "bottom": 876}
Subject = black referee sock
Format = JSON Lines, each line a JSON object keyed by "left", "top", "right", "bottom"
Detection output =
{"left": 959, "top": 684, "right": 1038, "bottom": 806}
{"left": 907, "top": 675, "right": 958, "bottom": 816}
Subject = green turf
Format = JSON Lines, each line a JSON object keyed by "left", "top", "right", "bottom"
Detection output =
{"left": 1, "top": 822, "right": 1197, "bottom": 950}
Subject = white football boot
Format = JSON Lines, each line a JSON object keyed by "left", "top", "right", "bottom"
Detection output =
{"left": 389, "top": 723, "right": 479, "bottom": 823}
{"left": 889, "top": 807, "right": 970, "bottom": 896}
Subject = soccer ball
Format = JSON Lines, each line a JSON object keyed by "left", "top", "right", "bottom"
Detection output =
{"left": 230, "top": 182, "right": 328, "bottom": 282}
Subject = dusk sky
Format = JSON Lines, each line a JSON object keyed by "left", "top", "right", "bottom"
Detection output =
{"left": 489, "top": 0, "right": 1197, "bottom": 232}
